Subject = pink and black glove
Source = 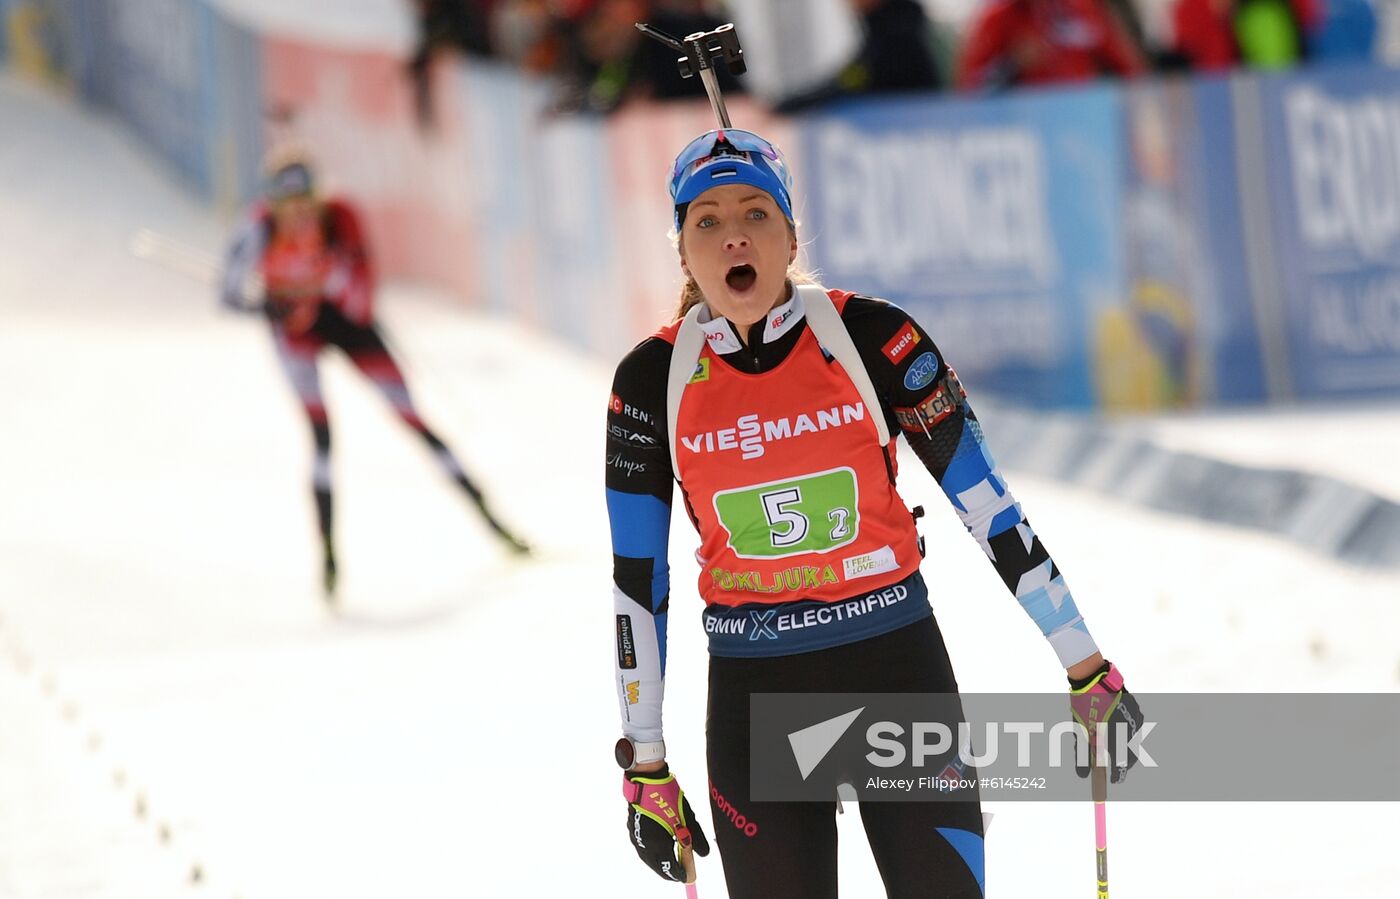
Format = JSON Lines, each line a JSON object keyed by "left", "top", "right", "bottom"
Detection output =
{"left": 622, "top": 765, "right": 711, "bottom": 883}
{"left": 1069, "top": 661, "right": 1144, "bottom": 783}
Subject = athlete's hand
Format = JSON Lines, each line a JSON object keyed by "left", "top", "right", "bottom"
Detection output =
{"left": 1068, "top": 660, "right": 1144, "bottom": 784}
{"left": 622, "top": 765, "right": 710, "bottom": 883}
{"left": 265, "top": 293, "right": 321, "bottom": 336}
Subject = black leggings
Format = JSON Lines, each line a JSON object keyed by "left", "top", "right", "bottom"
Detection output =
{"left": 706, "top": 616, "right": 984, "bottom": 899}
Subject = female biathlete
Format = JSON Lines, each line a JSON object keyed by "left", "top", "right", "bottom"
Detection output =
{"left": 222, "top": 157, "right": 529, "bottom": 599}
{"left": 605, "top": 129, "right": 1143, "bottom": 896}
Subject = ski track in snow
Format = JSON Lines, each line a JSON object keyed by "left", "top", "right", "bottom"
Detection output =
{"left": 2, "top": 75, "right": 1398, "bottom": 899}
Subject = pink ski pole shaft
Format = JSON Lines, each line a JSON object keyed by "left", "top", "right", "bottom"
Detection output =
{"left": 1092, "top": 761, "right": 1109, "bottom": 898}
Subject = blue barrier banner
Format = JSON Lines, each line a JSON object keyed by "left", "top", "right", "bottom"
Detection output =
{"left": 1191, "top": 78, "right": 1269, "bottom": 403}
{"left": 799, "top": 86, "right": 1126, "bottom": 408}
{"left": 1258, "top": 63, "right": 1400, "bottom": 398}
{"left": 55, "top": 0, "right": 101, "bottom": 95}
{"left": 71, "top": 0, "right": 217, "bottom": 196}
{"left": 207, "top": 9, "right": 262, "bottom": 208}
{"left": 533, "top": 112, "right": 615, "bottom": 354}
{"left": 0, "top": 0, "right": 12, "bottom": 66}
{"left": 1112, "top": 79, "right": 1267, "bottom": 408}
{"left": 454, "top": 61, "right": 553, "bottom": 321}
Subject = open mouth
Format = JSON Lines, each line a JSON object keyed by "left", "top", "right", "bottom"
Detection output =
{"left": 725, "top": 264, "right": 757, "bottom": 293}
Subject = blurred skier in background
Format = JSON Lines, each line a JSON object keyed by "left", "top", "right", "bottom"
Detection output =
{"left": 221, "top": 155, "right": 529, "bottom": 601}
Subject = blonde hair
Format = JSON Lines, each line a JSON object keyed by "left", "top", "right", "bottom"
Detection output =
{"left": 673, "top": 221, "right": 819, "bottom": 320}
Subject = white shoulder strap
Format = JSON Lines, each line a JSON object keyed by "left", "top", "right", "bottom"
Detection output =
{"left": 666, "top": 302, "right": 708, "bottom": 476}
{"left": 798, "top": 284, "right": 890, "bottom": 446}
{"left": 665, "top": 287, "right": 892, "bottom": 474}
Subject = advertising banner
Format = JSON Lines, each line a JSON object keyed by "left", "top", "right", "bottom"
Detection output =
{"left": 1258, "top": 63, "right": 1400, "bottom": 398}
{"left": 531, "top": 110, "right": 615, "bottom": 355}
{"left": 4, "top": 0, "right": 87, "bottom": 85}
{"left": 261, "top": 36, "right": 476, "bottom": 296}
{"left": 452, "top": 61, "right": 552, "bottom": 324}
{"left": 1114, "top": 79, "right": 1267, "bottom": 409}
{"left": 80, "top": 0, "right": 219, "bottom": 195}
{"left": 206, "top": 8, "right": 263, "bottom": 210}
{"left": 799, "top": 86, "right": 1126, "bottom": 409}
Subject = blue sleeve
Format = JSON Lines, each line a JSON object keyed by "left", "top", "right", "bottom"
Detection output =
{"left": 606, "top": 339, "right": 675, "bottom": 743}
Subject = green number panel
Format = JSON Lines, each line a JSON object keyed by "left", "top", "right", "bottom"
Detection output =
{"left": 712, "top": 467, "right": 860, "bottom": 559}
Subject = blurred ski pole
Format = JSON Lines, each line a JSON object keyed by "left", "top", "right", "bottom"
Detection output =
{"left": 1092, "top": 755, "right": 1109, "bottom": 898}
{"left": 129, "top": 227, "right": 223, "bottom": 287}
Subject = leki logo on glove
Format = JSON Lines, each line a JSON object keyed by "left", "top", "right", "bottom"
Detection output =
{"left": 649, "top": 791, "right": 677, "bottom": 823}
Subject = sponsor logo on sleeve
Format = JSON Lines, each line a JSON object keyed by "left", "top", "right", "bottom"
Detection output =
{"left": 610, "top": 395, "right": 655, "bottom": 426}
{"left": 881, "top": 324, "right": 921, "bottom": 364}
{"left": 616, "top": 614, "right": 637, "bottom": 669}
{"left": 902, "top": 351, "right": 940, "bottom": 391}
{"left": 609, "top": 423, "right": 657, "bottom": 445}
{"left": 893, "top": 370, "right": 966, "bottom": 434}
{"left": 608, "top": 451, "right": 647, "bottom": 478}
{"left": 625, "top": 680, "right": 641, "bottom": 705}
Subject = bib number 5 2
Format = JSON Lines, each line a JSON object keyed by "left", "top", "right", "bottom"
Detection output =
{"left": 715, "top": 468, "right": 860, "bottom": 559}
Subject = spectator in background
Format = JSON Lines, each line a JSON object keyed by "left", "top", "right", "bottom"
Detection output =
{"left": 409, "top": 0, "right": 497, "bottom": 127}
{"left": 1170, "top": 0, "right": 1318, "bottom": 70}
{"left": 554, "top": 0, "right": 744, "bottom": 114}
{"left": 1105, "top": 0, "right": 1156, "bottom": 62}
{"left": 559, "top": 0, "right": 649, "bottom": 113}
{"left": 492, "top": 0, "right": 567, "bottom": 74}
{"left": 1312, "top": 0, "right": 1378, "bottom": 60}
{"left": 840, "top": 0, "right": 944, "bottom": 93}
{"left": 776, "top": 0, "right": 944, "bottom": 112}
{"left": 957, "top": 0, "right": 1147, "bottom": 91}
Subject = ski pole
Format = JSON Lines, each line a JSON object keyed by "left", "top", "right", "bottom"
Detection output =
{"left": 1092, "top": 758, "right": 1109, "bottom": 899}
{"left": 679, "top": 835, "right": 699, "bottom": 897}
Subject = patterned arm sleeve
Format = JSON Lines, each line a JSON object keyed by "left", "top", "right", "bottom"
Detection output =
{"left": 845, "top": 297, "right": 1101, "bottom": 668}
{"left": 605, "top": 339, "right": 675, "bottom": 743}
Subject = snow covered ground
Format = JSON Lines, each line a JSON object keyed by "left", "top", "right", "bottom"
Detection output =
{"left": 2, "top": 74, "right": 1398, "bottom": 899}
